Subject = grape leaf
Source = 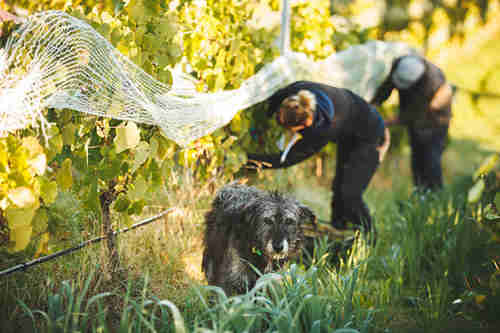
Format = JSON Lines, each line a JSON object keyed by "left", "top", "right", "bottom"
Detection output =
{"left": 468, "top": 179, "right": 485, "bottom": 203}
{"left": 34, "top": 232, "right": 50, "bottom": 258}
{"left": 56, "top": 159, "right": 73, "bottom": 191}
{"left": 62, "top": 123, "right": 77, "bottom": 146}
{"left": 8, "top": 187, "right": 36, "bottom": 208}
{"left": 32, "top": 208, "right": 49, "bottom": 234}
{"left": 128, "top": 200, "right": 145, "bottom": 215}
{"left": 157, "top": 17, "right": 177, "bottom": 39}
{"left": 28, "top": 153, "right": 47, "bottom": 176}
{"left": 127, "top": 174, "right": 148, "bottom": 201}
{"left": 474, "top": 154, "right": 499, "bottom": 180}
{"left": 5, "top": 207, "right": 37, "bottom": 229}
{"left": 132, "top": 141, "right": 151, "bottom": 173}
{"left": 126, "top": 0, "right": 146, "bottom": 23}
{"left": 40, "top": 178, "right": 58, "bottom": 204}
{"left": 22, "top": 137, "right": 43, "bottom": 156}
{"left": 47, "top": 134, "right": 63, "bottom": 161}
{"left": 0, "top": 144, "right": 8, "bottom": 172}
{"left": 86, "top": 179, "right": 102, "bottom": 220}
{"left": 114, "top": 194, "right": 131, "bottom": 212}
{"left": 120, "top": 212, "right": 135, "bottom": 226}
{"left": 115, "top": 122, "right": 141, "bottom": 153}
{"left": 8, "top": 224, "right": 33, "bottom": 253}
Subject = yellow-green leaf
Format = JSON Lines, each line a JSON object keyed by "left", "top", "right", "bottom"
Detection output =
{"left": 8, "top": 187, "right": 36, "bottom": 208}
{"left": 28, "top": 153, "right": 47, "bottom": 176}
{"left": 62, "top": 123, "right": 77, "bottom": 146}
{"left": 114, "top": 194, "right": 131, "bottom": 212}
{"left": 474, "top": 154, "right": 499, "bottom": 180}
{"left": 135, "top": 25, "right": 146, "bottom": 45}
{"left": 34, "top": 232, "right": 50, "bottom": 258}
{"left": 115, "top": 121, "right": 141, "bottom": 153}
{"left": 127, "top": 174, "right": 148, "bottom": 201}
{"left": 157, "top": 18, "right": 177, "bottom": 38}
{"left": 56, "top": 159, "right": 73, "bottom": 191}
{"left": 32, "top": 208, "right": 49, "bottom": 234}
{"left": 22, "top": 137, "right": 44, "bottom": 157}
{"left": 8, "top": 224, "right": 33, "bottom": 253}
{"left": 214, "top": 70, "right": 226, "bottom": 91}
{"left": 0, "top": 145, "right": 8, "bottom": 172}
{"left": 230, "top": 113, "right": 242, "bottom": 133}
{"left": 40, "top": 179, "right": 58, "bottom": 204}
{"left": 128, "top": 200, "right": 145, "bottom": 215}
{"left": 126, "top": 0, "right": 146, "bottom": 23}
{"left": 230, "top": 38, "right": 241, "bottom": 55}
{"left": 117, "top": 40, "right": 130, "bottom": 56}
{"left": 157, "top": 54, "right": 171, "bottom": 68}
{"left": 160, "top": 159, "right": 173, "bottom": 179}
{"left": 5, "top": 207, "right": 37, "bottom": 229}
{"left": 120, "top": 212, "right": 135, "bottom": 227}
{"left": 468, "top": 179, "right": 485, "bottom": 203}
{"left": 50, "top": 134, "right": 63, "bottom": 152}
{"left": 111, "top": 27, "right": 122, "bottom": 45}
{"left": 132, "top": 141, "right": 151, "bottom": 173}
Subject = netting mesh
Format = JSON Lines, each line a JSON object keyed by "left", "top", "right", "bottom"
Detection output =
{"left": 0, "top": 10, "right": 413, "bottom": 146}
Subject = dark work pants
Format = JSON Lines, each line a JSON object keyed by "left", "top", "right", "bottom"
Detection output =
{"left": 330, "top": 135, "right": 380, "bottom": 241}
{"left": 408, "top": 124, "right": 448, "bottom": 191}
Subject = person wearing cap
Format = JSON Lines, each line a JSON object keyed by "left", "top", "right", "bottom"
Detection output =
{"left": 246, "top": 80, "right": 390, "bottom": 242}
{"left": 371, "top": 55, "right": 453, "bottom": 190}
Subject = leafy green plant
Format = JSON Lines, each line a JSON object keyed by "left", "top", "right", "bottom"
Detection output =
{"left": 468, "top": 153, "right": 500, "bottom": 238}
{"left": 19, "top": 269, "right": 190, "bottom": 333}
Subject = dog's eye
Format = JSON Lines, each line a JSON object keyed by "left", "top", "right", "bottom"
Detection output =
{"left": 264, "top": 218, "right": 274, "bottom": 225}
{"left": 284, "top": 218, "right": 295, "bottom": 225}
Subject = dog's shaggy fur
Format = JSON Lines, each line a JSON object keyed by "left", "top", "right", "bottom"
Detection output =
{"left": 202, "top": 182, "right": 316, "bottom": 295}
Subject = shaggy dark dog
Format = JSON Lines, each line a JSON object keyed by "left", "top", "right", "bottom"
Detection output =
{"left": 202, "top": 182, "right": 316, "bottom": 295}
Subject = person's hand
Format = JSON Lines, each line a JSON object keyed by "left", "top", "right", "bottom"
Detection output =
{"left": 244, "top": 159, "right": 272, "bottom": 170}
{"left": 430, "top": 83, "right": 453, "bottom": 111}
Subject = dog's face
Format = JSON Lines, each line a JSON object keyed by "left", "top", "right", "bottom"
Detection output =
{"left": 203, "top": 183, "right": 317, "bottom": 294}
{"left": 246, "top": 192, "right": 315, "bottom": 261}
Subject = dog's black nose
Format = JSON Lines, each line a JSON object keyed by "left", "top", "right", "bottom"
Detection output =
{"left": 273, "top": 241, "right": 284, "bottom": 252}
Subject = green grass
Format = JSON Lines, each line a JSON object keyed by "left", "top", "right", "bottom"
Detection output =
{"left": 1, "top": 140, "right": 498, "bottom": 332}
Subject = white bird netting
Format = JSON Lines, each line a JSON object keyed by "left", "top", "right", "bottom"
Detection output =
{"left": 0, "top": 10, "right": 413, "bottom": 146}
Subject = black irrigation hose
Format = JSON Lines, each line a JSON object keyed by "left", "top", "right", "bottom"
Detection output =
{"left": 0, "top": 207, "right": 176, "bottom": 278}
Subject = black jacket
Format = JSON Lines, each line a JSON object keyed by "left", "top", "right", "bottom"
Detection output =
{"left": 371, "top": 56, "right": 452, "bottom": 128}
{"left": 247, "top": 81, "right": 385, "bottom": 168}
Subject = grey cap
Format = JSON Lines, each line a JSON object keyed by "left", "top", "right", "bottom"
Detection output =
{"left": 392, "top": 55, "right": 425, "bottom": 89}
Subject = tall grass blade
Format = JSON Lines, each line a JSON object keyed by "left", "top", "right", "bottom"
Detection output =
{"left": 157, "top": 300, "right": 187, "bottom": 333}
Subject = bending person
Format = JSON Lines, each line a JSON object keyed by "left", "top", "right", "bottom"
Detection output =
{"left": 246, "top": 80, "right": 390, "bottom": 243}
{"left": 371, "top": 55, "right": 453, "bottom": 191}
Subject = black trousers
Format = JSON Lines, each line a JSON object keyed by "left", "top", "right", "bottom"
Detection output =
{"left": 330, "top": 135, "right": 381, "bottom": 240}
{"left": 408, "top": 124, "right": 448, "bottom": 191}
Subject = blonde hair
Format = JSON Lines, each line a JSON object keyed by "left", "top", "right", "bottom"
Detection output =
{"left": 277, "top": 90, "right": 316, "bottom": 128}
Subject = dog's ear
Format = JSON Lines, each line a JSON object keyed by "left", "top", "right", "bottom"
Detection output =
{"left": 299, "top": 204, "right": 316, "bottom": 225}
